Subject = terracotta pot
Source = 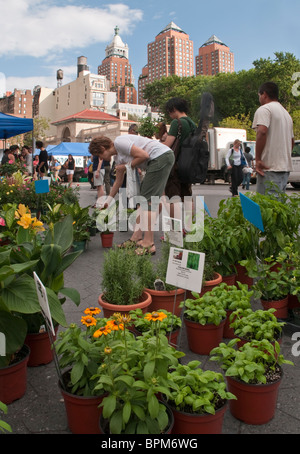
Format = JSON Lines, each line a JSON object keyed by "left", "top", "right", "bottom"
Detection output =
{"left": 184, "top": 317, "right": 225, "bottom": 355}
{"left": 25, "top": 327, "right": 58, "bottom": 367}
{"left": 261, "top": 296, "right": 289, "bottom": 319}
{"left": 59, "top": 373, "right": 105, "bottom": 434}
{"left": 288, "top": 294, "right": 300, "bottom": 310}
{"left": 223, "top": 310, "right": 236, "bottom": 339}
{"left": 100, "top": 232, "right": 114, "bottom": 248}
{"left": 99, "top": 400, "right": 174, "bottom": 434}
{"left": 226, "top": 372, "right": 282, "bottom": 425}
{"left": 221, "top": 273, "right": 237, "bottom": 286}
{"left": 235, "top": 263, "right": 253, "bottom": 287}
{"left": 0, "top": 345, "right": 30, "bottom": 404}
{"left": 98, "top": 291, "right": 152, "bottom": 318}
{"left": 146, "top": 287, "right": 185, "bottom": 316}
{"left": 170, "top": 402, "right": 227, "bottom": 434}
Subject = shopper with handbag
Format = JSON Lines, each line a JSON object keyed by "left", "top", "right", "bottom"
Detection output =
{"left": 225, "top": 140, "right": 246, "bottom": 196}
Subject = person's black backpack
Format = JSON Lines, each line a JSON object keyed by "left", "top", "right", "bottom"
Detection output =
{"left": 176, "top": 118, "right": 209, "bottom": 185}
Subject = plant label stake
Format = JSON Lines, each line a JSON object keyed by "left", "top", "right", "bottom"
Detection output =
{"left": 239, "top": 193, "right": 266, "bottom": 281}
{"left": 166, "top": 247, "right": 205, "bottom": 348}
{"left": 33, "top": 272, "right": 65, "bottom": 390}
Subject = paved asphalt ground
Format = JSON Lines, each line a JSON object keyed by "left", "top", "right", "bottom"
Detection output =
{"left": 4, "top": 182, "right": 300, "bottom": 438}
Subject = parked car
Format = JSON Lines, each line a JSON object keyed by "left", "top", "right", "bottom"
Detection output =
{"left": 288, "top": 140, "right": 300, "bottom": 189}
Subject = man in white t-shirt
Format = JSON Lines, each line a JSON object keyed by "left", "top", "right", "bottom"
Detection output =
{"left": 252, "top": 81, "right": 294, "bottom": 195}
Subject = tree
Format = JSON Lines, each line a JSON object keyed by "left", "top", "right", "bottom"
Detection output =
{"left": 219, "top": 114, "right": 256, "bottom": 140}
{"left": 23, "top": 116, "right": 51, "bottom": 146}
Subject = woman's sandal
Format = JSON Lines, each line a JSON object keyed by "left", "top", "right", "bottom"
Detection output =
{"left": 135, "top": 244, "right": 156, "bottom": 256}
{"left": 117, "top": 239, "right": 138, "bottom": 249}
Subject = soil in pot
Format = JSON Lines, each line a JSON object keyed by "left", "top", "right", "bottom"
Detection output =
{"left": 184, "top": 317, "right": 225, "bottom": 355}
{"left": 0, "top": 345, "right": 30, "bottom": 404}
{"left": 59, "top": 371, "right": 105, "bottom": 434}
{"left": 226, "top": 366, "right": 282, "bottom": 425}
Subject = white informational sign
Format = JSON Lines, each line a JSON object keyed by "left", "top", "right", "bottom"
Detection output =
{"left": 33, "top": 272, "right": 55, "bottom": 335}
{"left": 162, "top": 216, "right": 183, "bottom": 248}
{"left": 54, "top": 156, "right": 84, "bottom": 168}
{"left": 166, "top": 247, "right": 205, "bottom": 293}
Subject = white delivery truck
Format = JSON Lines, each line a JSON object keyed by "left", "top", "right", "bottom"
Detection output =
{"left": 206, "top": 127, "right": 256, "bottom": 183}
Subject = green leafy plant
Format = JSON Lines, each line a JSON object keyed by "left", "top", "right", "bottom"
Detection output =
{"left": 210, "top": 338, "right": 294, "bottom": 385}
{"left": 229, "top": 308, "right": 285, "bottom": 342}
{"left": 129, "top": 308, "right": 182, "bottom": 336}
{"left": 92, "top": 312, "right": 184, "bottom": 434}
{"left": 0, "top": 401, "right": 12, "bottom": 433}
{"left": 55, "top": 307, "right": 108, "bottom": 396}
{"left": 240, "top": 256, "right": 290, "bottom": 301}
{"left": 62, "top": 201, "right": 91, "bottom": 242}
{"left": 9, "top": 213, "right": 81, "bottom": 335}
{"left": 164, "top": 360, "right": 236, "bottom": 415}
{"left": 208, "top": 281, "right": 253, "bottom": 311}
{"left": 182, "top": 292, "right": 227, "bottom": 326}
{"left": 101, "top": 248, "right": 149, "bottom": 306}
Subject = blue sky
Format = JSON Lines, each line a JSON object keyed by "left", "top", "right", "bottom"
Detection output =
{"left": 0, "top": 0, "right": 299, "bottom": 95}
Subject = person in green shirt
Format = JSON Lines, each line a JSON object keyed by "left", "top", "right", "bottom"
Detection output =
{"left": 163, "top": 97, "right": 196, "bottom": 221}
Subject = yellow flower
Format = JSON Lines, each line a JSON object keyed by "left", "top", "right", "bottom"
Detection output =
{"left": 81, "top": 315, "right": 97, "bottom": 327}
{"left": 84, "top": 307, "right": 101, "bottom": 316}
{"left": 104, "top": 347, "right": 112, "bottom": 355}
{"left": 93, "top": 325, "right": 111, "bottom": 337}
{"left": 144, "top": 311, "right": 167, "bottom": 322}
{"left": 31, "top": 217, "right": 45, "bottom": 232}
{"left": 106, "top": 319, "right": 124, "bottom": 331}
{"left": 15, "top": 204, "right": 30, "bottom": 219}
{"left": 17, "top": 213, "right": 32, "bottom": 229}
{"left": 116, "top": 313, "right": 131, "bottom": 325}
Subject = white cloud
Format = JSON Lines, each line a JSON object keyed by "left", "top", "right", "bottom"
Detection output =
{"left": 0, "top": 1, "right": 143, "bottom": 58}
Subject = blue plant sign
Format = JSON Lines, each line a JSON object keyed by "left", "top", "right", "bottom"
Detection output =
{"left": 35, "top": 179, "right": 49, "bottom": 194}
{"left": 239, "top": 193, "right": 264, "bottom": 232}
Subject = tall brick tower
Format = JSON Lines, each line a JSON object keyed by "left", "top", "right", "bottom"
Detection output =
{"left": 138, "top": 22, "right": 194, "bottom": 105}
{"left": 195, "top": 35, "right": 234, "bottom": 76}
{"left": 98, "top": 26, "right": 137, "bottom": 104}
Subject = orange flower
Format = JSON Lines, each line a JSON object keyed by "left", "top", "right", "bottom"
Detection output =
{"left": 84, "top": 307, "right": 101, "bottom": 316}
{"left": 93, "top": 325, "right": 111, "bottom": 338}
{"left": 106, "top": 319, "right": 124, "bottom": 331}
{"left": 144, "top": 311, "right": 167, "bottom": 322}
{"left": 81, "top": 315, "right": 97, "bottom": 327}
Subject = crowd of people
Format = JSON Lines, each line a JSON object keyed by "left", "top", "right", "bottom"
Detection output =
{"left": 1, "top": 81, "right": 294, "bottom": 255}
{"left": 88, "top": 82, "right": 295, "bottom": 255}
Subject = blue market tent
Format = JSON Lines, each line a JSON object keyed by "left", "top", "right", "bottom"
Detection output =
{"left": 46, "top": 142, "right": 91, "bottom": 156}
{"left": 0, "top": 112, "right": 33, "bottom": 139}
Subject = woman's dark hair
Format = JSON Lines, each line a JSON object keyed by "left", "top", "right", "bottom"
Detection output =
{"left": 165, "top": 97, "right": 189, "bottom": 114}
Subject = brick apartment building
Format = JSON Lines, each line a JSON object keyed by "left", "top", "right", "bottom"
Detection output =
{"left": 98, "top": 26, "right": 137, "bottom": 104}
{"left": 0, "top": 89, "right": 33, "bottom": 118}
{"left": 195, "top": 35, "right": 234, "bottom": 75}
{"left": 138, "top": 22, "right": 194, "bottom": 105}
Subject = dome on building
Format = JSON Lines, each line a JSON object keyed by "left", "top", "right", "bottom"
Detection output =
{"left": 201, "top": 35, "right": 228, "bottom": 47}
{"left": 157, "top": 21, "right": 187, "bottom": 36}
{"left": 105, "top": 26, "right": 129, "bottom": 59}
